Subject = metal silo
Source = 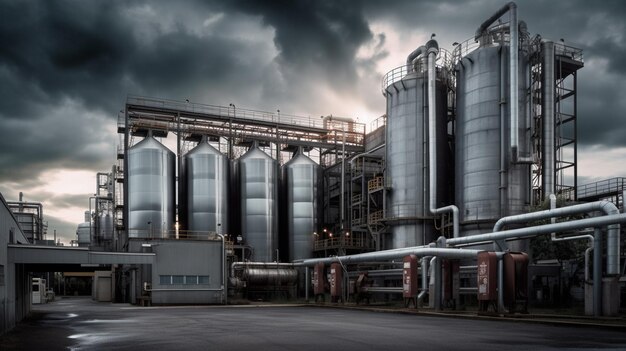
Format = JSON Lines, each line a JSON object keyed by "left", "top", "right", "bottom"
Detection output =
{"left": 98, "top": 213, "right": 113, "bottom": 241}
{"left": 455, "top": 19, "right": 531, "bottom": 238}
{"left": 383, "top": 40, "right": 452, "bottom": 248}
{"left": 184, "top": 139, "right": 229, "bottom": 237}
{"left": 127, "top": 135, "right": 176, "bottom": 239}
{"left": 239, "top": 144, "right": 278, "bottom": 262}
{"left": 283, "top": 150, "right": 320, "bottom": 261}
{"left": 76, "top": 222, "right": 91, "bottom": 247}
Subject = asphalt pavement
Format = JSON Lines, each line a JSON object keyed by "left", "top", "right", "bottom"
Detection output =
{"left": 2, "top": 297, "right": 626, "bottom": 350}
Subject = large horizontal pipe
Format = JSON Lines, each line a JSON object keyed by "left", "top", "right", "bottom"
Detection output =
{"left": 447, "top": 212, "right": 626, "bottom": 276}
{"left": 492, "top": 199, "right": 620, "bottom": 275}
{"left": 230, "top": 262, "right": 296, "bottom": 277}
{"left": 295, "top": 247, "right": 481, "bottom": 267}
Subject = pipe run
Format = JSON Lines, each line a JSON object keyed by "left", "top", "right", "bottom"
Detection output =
{"left": 230, "top": 262, "right": 296, "bottom": 278}
{"left": 417, "top": 256, "right": 430, "bottom": 304}
{"left": 426, "top": 39, "right": 459, "bottom": 238}
{"left": 449, "top": 211, "right": 626, "bottom": 275}
{"left": 475, "top": 2, "right": 530, "bottom": 164}
{"left": 406, "top": 46, "right": 426, "bottom": 73}
{"left": 349, "top": 143, "right": 385, "bottom": 168}
{"left": 492, "top": 198, "right": 620, "bottom": 275}
{"left": 542, "top": 41, "right": 556, "bottom": 198}
{"left": 295, "top": 247, "right": 481, "bottom": 267}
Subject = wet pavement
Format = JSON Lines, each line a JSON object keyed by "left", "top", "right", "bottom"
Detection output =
{"left": 2, "top": 297, "right": 626, "bottom": 350}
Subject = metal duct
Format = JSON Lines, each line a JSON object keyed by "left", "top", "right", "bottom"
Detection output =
{"left": 542, "top": 41, "right": 556, "bottom": 198}
{"left": 427, "top": 39, "right": 459, "bottom": 238}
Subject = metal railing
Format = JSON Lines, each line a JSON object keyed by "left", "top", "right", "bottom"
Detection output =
{"left": 554, "top": 42, "right": 583, "bottom": 62}
{"left": 126, "top": 95, "right": 323, "bottom": 129}
{"left": 370, "top": 115, "right": 386, "bottom": 131}
{"left": 577, "top": 178, "right": 626, "bottom": 200}
{"left": 313, "top": 236, "right": 371, "bottom": 250}
{"left": 126, "top": 229, "right": 223, "bottom": 241}
{"left": 381, "top": 48, "right": 453, "bottom": 94}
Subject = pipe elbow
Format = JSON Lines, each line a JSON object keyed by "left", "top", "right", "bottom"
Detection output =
{"left": 425, "top": 39, "right": 439, "bottom": 55}
{"left": 600, "top": 200, "right": 619, "bottom": 215}
{"left": 406, "top": 46, "right": 426, "bottom": 67}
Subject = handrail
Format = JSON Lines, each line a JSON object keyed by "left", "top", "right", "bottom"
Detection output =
{"left": 126, "top": 95, "right": 333, "bottom": 130}
{"left": 381, "top": 48, "right": 453, "bottom": 94}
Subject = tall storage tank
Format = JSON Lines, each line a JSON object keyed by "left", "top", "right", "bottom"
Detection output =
{"left": 383, "top": 40, "right": 452, "bottom": 248}
{"left": 98, "top": 213, "right": 114, "bottom": 242}
{"left": 127, "top": 135, "right": 176, "bottom": 238}
{"left": 76, "top": 222, "right": 91, "bottom": 247}
{"left": 283, "top": 150, "right": 320, "bottom": 261}
{"left": 184, "top": 139, "right": 229, "bottom": 236}
{"left": 455, "top": 34, "right": 530, "bottom": 237}
{"left": 239, "top": 145, "right": 278, "bottom": 262}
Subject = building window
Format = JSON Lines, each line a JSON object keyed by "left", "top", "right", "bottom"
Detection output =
{"left": 159, "top": 275, "right": 210, "bottom": 286}
{"left": 198, "top": 275, "right": 210, "bottom": 285}
{"left": 172, "top": 275, "right": 184, "bottom": 284}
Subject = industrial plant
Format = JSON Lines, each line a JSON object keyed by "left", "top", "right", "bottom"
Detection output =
{"left": 1, "top": 1, "right": 626, "bottom": 336}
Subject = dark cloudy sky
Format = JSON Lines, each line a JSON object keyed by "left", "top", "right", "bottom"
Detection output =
{"left": 1, "top": 0, "right": 625, "bottom": 244}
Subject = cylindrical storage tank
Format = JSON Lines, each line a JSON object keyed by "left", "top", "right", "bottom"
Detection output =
{"left": 283, "top": 151, "right": 320, "bottom": 261}
{"left": 239, "top": 145, "right": 278, "bottom": 262}
{"left": 127, "top": 135, "right": 176, "bottom": 238}
{"left": 455, "top": 44, "right": 530, "bottom": 238}
{"left": 76, "top": 222, "right": 91, "bottom": 247}
{"left": 383, "top": 52, "right": 451, "bottom": 249}
{"left": 98, "top": 213, "right": 114, "bottom": 241}
{"left": 184, "top": 140, "right": 229, "bottom": 237}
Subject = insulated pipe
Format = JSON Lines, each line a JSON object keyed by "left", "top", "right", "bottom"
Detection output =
{"left": 218, "top": 233, "right": 226, "bottom": 305}
{"left": 406, "top": 46, "right": 426, "bottom": 73}
{"left": 498, "top": 257, "right": 505, "bottom": 312}
{"left": 230, "top": 262, "right": 296, "bottom": 277}
{"left": 542, "top": 41, "right": 556, "bottom": 198}
{"left": 417, "top": 256, "right": 430, "bottom": 303}
{"left": 474, "top": 2, "right": 517, "bottom": 41}
{"left": 593, "top": 228, "right": 602, "bottom": 316}
{"left": 295, "top": 247, "right": 481, "bottom": 267}
{"left": 432, "top": 256, "right": 442, "bottom": 310}
{"left": 349, "top": 144, "right": 385, "bottom": 168}
{"left": 475, "top": 2, "right": 526, "bottom": 163}
{"left": 448, "top": 212, "right": 626, "bottom": 276}
{"left": 426, "top": 39, "right": 460, "bottom": 238}
{"left": 499, "top": 47, "right": 507, "bottom": 218}
{"left": 492, "top": 200, "right": 620, "bottom": 275}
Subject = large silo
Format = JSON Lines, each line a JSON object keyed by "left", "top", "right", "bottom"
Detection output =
{"left": 98, "top": 213, "right": 114, "bottom": 241}
{"left": 76, "top": 222, "right": 91, "bottom": 247}
{"left": 127, "top": 135, "right": 176, "bottom": 239}
{"left": 239, "top": 145, "right": 278, "bottom": 262}
{"left": 455, "top": 26, "right": 531, "bottom": 238}
{"left": 184, "top": 139, "right": 229, "bottom": 236}
{"left": 283, "top": 150, "right": 320, "bottom": 261}
{"left": 383, "top": 40, "right": 452, "bottom": 249}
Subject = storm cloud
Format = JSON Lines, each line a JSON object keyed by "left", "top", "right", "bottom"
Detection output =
{"left": 1, "top": 0, "right": 626, "bottom": 242}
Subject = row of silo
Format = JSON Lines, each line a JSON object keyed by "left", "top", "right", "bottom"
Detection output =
{"left": 125, "top": 134, "right": 320, "bottom": 261}
{"left": 383, "top": 11, "right": 535, "bottom": 248}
